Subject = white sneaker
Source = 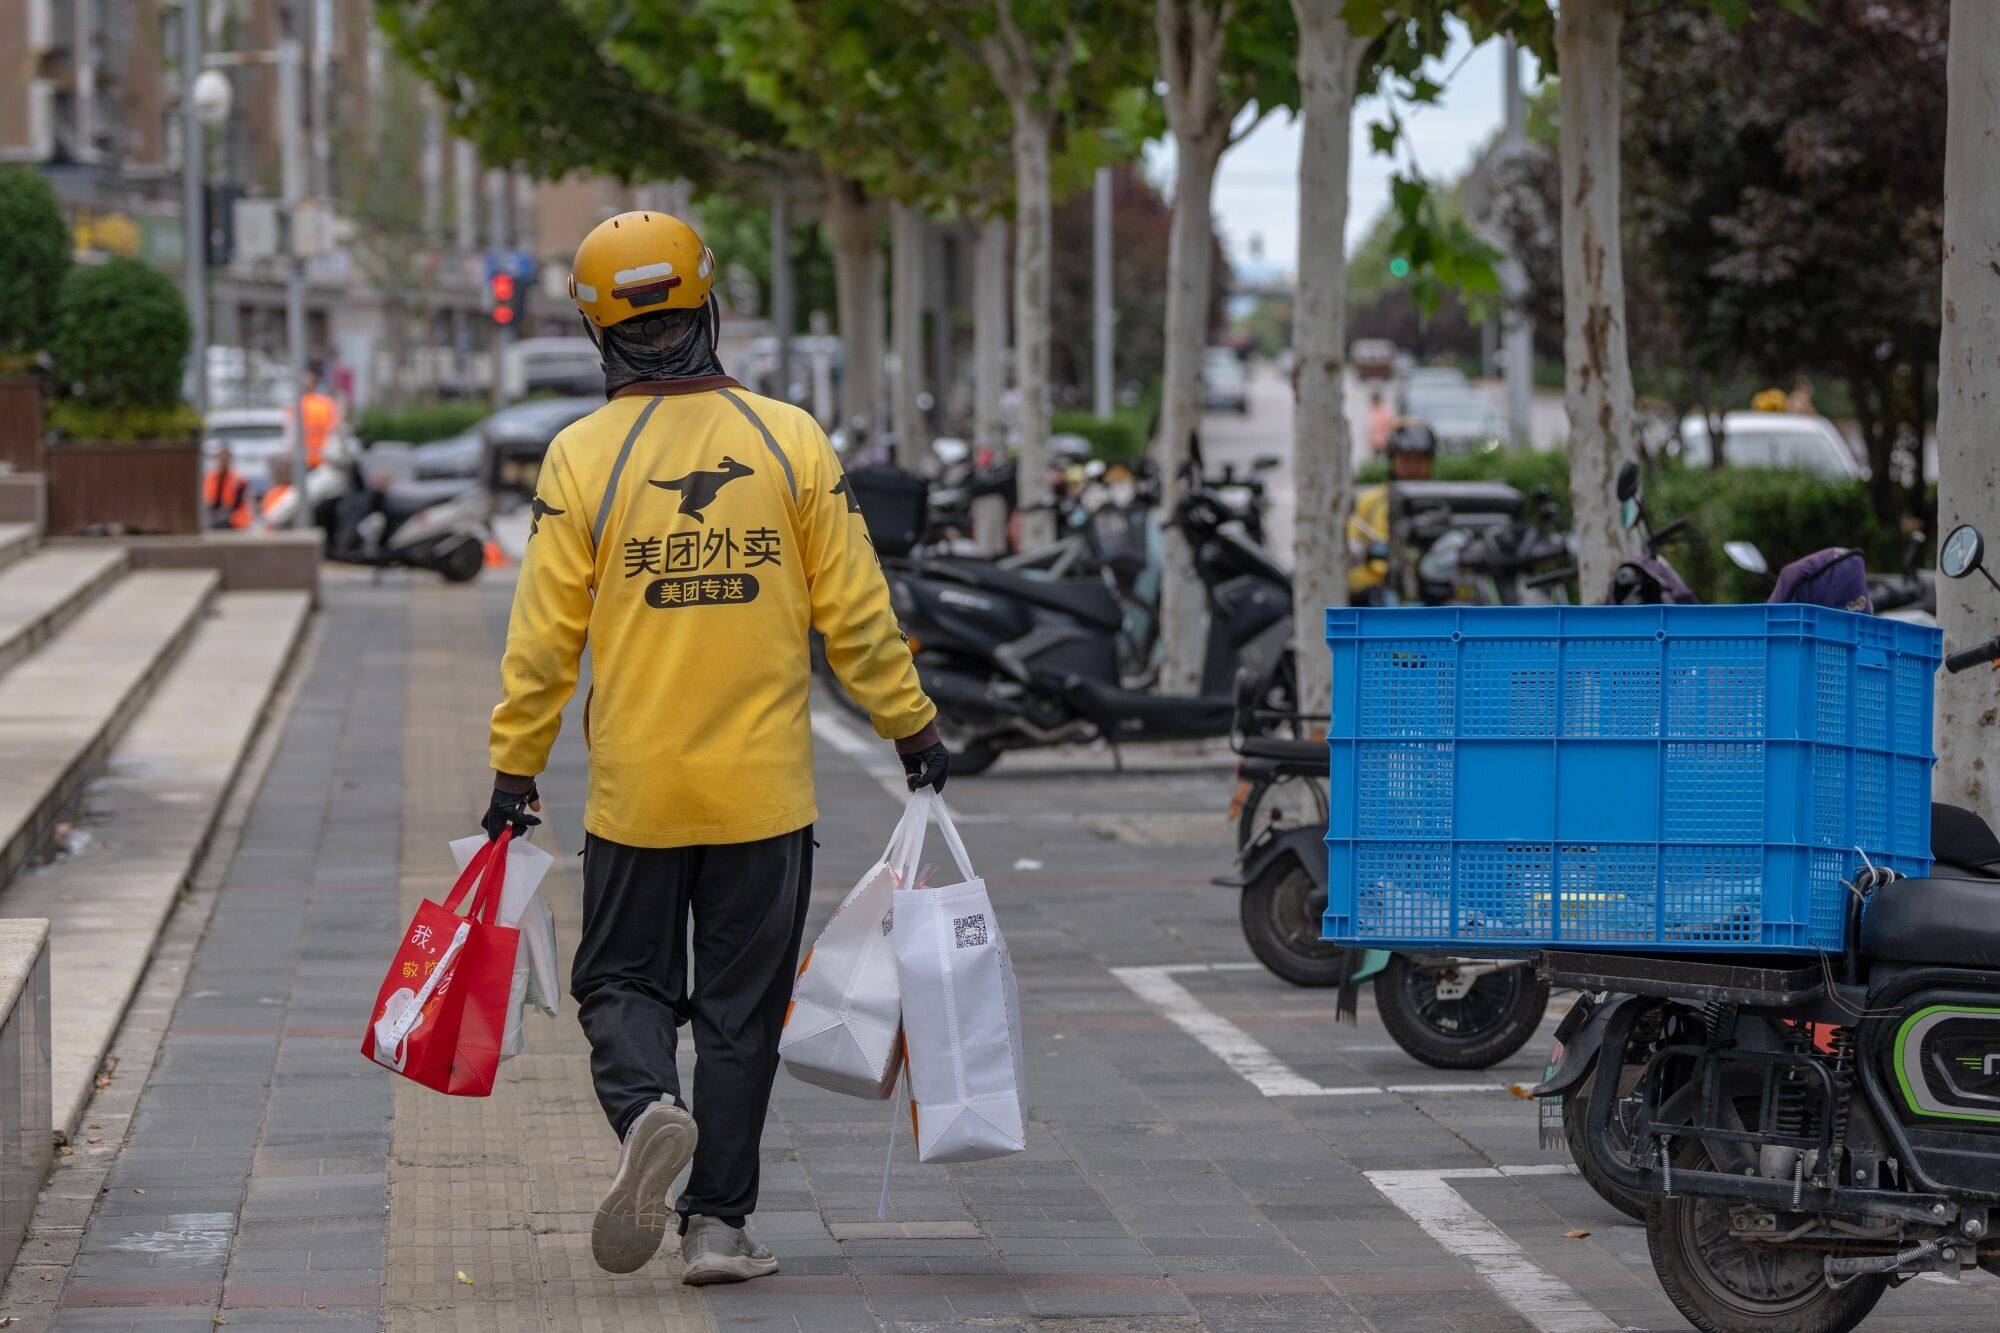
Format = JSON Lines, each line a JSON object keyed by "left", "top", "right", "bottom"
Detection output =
{"left": 680, "top": 1214, "right": 779, "bottom": 1285}
{"left": 591, "top": 1101, "right": 697, "bottom": 1274}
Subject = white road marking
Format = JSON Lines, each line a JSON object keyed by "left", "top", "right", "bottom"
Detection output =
{"left": 1109, "top": 963, "right": 1511, "bottom": 1098}
{"left": 1367, "top": 1168, "right": 1618, "bottom": 1333}
{"left": 810, "top": 706, "right": 910, "bottom": 804}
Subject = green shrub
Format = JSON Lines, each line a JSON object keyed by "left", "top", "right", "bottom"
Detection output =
{"left": 1352, "top": 447, "right": 1896, "bottom": 602}
{"left": 355, "top": 399, "right": 492, "bottom": 445}
{"left": 0, "top": 168, "right": 71, "bottom": 366}
{"left": 46, "top": 401, "right": 200, "bottom": 443}
{"left": 1051, "top": 408, "right": 1150, "bottom": 462}
{"left": 48, "top": 257, "right": 190, "bottom": 410}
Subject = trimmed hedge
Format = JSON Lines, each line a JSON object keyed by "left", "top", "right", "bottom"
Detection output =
{"left": 0, "top": 168, "right": 70, "bottom": 365}
{"left": 49, "top": 257, "right": 190, "bottom": 410}
{"left": 354, "top": 399, "right": 491, "bottom": 445}
{"left": 1356, "top": 448, "right": 1904, "bottom": 604}
{"left": 1051, "top": 407, "right": 1150, "bottom": 462}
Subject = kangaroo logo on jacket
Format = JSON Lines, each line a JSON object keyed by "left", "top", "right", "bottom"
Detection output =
{"left": 831, "top": 473, "right": 862, "bottom": 515}
{"left": 528, "top": 494, "right": 564, "bottom": 536}
{"left": 649, "top": 457, "right": 753, "bottom": 522}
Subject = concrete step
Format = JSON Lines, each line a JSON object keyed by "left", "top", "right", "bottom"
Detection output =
{"left": 0, "top": 570, "right": 218, "bottom": 888}
{"left": 0, "top": 547, "right": 129, "bottom": 680}
{"left": 0, "top": 590, "right": 310, "bottom": 1136}
{"left": 0, "top": 525, "right": 36, "bottom": 576}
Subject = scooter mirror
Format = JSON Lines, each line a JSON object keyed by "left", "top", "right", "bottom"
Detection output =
{"left": 1615, "top": 461, "right": 1641, "bottom": 503}
{"left": 1941, "top": 524, "right": 1985, "bottom": 579}
{"left": 1620, "top": 498, "right": 1640, "bottom": 531}
{"left": 1252, "top": 455, "right": 1282, "bottom": 472}
{"left": 1723, "top": 541, "right": 1768, "bottom": 576}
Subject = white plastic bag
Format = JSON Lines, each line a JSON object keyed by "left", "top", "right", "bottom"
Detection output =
{"left": 891, "top": 793, "right": 1026, "bottom": 1163}
{"left": 449, "top": 833, "right": 559, "bottom": 1059}
{"left": 779, "top": 796, "right": 930, "bottom": 1099}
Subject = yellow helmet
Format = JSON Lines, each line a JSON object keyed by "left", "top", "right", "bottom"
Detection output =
{"left": 568, "top": 211, "right": 716, "bottom": 329}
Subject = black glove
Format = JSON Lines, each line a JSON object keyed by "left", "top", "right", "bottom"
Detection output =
{"left": 901, "top": 741, "right": 950, "bottom": 793}
{"left": 482, "top": 781, "right": 541, "bottom": 840}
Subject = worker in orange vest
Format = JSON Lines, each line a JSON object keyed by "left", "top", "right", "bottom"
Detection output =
{"left": 202, "top": 447, "right": 252, "bottom": 531}
{"left": 260, "top": 456, "right": 296, "bottom": 529}
{"left": 295, "top": 366, "right": 341, "bottom": 470}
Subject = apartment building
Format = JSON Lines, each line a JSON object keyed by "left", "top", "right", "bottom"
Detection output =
{"left": 0, "top": 0, "right": 676, "bottom": 408}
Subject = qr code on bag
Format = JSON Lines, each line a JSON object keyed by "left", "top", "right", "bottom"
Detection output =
{"left": 953, "top": 913, "right": 989, "bottom": 949}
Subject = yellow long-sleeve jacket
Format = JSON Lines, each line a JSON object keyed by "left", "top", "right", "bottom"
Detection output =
{"left": 489, "top": 379, "right": 935, "bottom": 848}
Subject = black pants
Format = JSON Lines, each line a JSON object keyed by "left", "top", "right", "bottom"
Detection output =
{"left": 572, "top": 826, "right": 814, "bottom": 1223}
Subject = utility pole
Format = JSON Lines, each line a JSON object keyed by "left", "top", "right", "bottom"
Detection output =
{"left": 180, "top": 0, "right": 207, "bottom": 417}
{"left": 279, "top": 39, "right": 310, "bottom": 528}
{"left": 1499, "top": 37, "right": 1534, "bottom": 450}
{"left": 769, "top": 193, "right": 794, "bottom": 401}
{"left": 1092, "top": 165, "right": 1114, "bottom": 420}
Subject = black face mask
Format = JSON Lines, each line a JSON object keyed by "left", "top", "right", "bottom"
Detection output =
{"left": 593, "top": 295, "right": 725, "bottom": 395}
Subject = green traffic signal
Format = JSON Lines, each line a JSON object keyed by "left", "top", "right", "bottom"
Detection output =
{"left": 1389, "top": 257, "right": 1411, "bottom": 278}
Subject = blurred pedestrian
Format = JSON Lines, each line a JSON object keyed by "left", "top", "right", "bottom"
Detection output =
{"left": 481, "top": 211, "right": 947, "bottom": 1285}
{"left": 1787, "top": 375, "right": 1816, "bottom": 416}
{"left": 294, "top": 365, "right": 340, "bottom": 469}
{"left": 1366, "top": 390, "right": 1396, "bottom": 455}
{"left": 259, "top": 456, "right": 294, "bottom": 529}
{"left": 202, "top": 446, "right": 251, "bottom": 531}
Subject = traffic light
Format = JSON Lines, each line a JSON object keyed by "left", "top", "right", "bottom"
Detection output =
{"left": 489, "top": 270, "right": 523, "bottom": 326}
{"left": 1388, "top": 256, "right": 1411, "bottom": 279}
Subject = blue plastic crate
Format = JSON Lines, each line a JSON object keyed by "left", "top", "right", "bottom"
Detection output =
{"left": 1321, "top": 605, "right": 1942, "bottom": 955}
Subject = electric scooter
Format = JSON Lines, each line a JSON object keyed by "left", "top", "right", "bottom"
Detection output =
{"left": 1537, "top": 522, "right": 2000, "bottom": 1332}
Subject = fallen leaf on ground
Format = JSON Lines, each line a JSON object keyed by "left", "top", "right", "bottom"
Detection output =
{"left": 1564, "top": 1229, "right": 1590, "bottom": 1239}
{"left": 55, "top": 1147, "right": 71, "bottom": 1157}
{"left": 456, "top": 1270, "right": 473, "bottom": 1287}
{"left": 1507, "top": 1084, "right": 1535, "bottom": 1099}
{"left": 133, "top": 1188, "right": 144, "bottom": 1195}
{"left": 86, "top": 1136, "right": 100, "bottom": 1144}
{"left": 39, "top": 1274, "right": 52, "bottom": 1282}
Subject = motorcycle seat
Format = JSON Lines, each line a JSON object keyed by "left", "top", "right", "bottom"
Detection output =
{"left": 1860, "top": 873, "right": 2000, "bottom": 968}
{"left": 1858, "top": 802, "right": 2000, "bottom": 967}
{"left": 927, "top": 559, "right": 1124, "bottom": 631}
{"left": 1236, "top": 735, "right": 1328, "bottom": 769}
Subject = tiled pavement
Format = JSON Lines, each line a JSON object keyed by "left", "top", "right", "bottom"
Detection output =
{"left": 16, "top": 570, "right": 2000, "bottom": 1330}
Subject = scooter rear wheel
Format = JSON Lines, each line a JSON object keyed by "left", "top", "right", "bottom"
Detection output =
{"left": 1374, "top": 956, "right": 1549, "bottom": 1069}
{"left": 1647, "top": 1137, "right": 1887, "bottom": 1333}
{"left": 1240, "top": 861, "right": 1348, "bottom": 987}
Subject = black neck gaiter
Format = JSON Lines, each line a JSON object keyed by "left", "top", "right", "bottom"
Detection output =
{"left": 597, "top": 296, "right": 725, "bottom": 396}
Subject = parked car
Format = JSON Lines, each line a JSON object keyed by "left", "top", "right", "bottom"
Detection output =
{"left": 504, "top": 337, "right": 602, "bottom": 400}
{"left": 1203, "top": 347, "right": 1249, "bottom": 414}
{"left": 1410, "top": 387, "right": 1508, "bottom": 455}
{"left": 1399, "top": 365, "right": 1469, "bottom": 415}
{"left": 1677, "top": 411, "right": 1862, "bottom": 479}
{"left": 202, "top": 408, "right": 289, "bottom": 492}
{"left": 203, "top": 407, "right": 351, "bottom": 493}
{"left": 482, "top": 396, "right": 601, "bottom": 501}
{"left": 1350, "top": 338, "right": 1397, "bottom": 381}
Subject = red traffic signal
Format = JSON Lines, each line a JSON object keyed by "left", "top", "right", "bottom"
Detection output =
{"left": 489, "top": 271, "right": 522, "bottom": 325}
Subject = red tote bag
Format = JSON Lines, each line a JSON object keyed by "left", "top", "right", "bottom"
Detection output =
{"left": 362, "top": 829, "right": 522, "bottom": 1097}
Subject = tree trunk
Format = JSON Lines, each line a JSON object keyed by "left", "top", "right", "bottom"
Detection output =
{"left": 891, "top": 203, "right": 928, "bottom": 469}
{"left": 1557, "top": 0, "right": 1638, "bottom": 600}
{"left": 971, "top": 216, "right": 1010, "bottom": 554}
{"left": 1011, "top": 105, "right": 1057, "bottom": 549}
{"left": 769, "top": 192, "right": 795, "bottom": 402}
{"left": 972, "top": 216, "right": 1008, "bottom": 455}
{"left": 1934, "top": 0, "right": 2000, "bottom": 827}
{"left": 825, "top": 173, "right": 881, "bottom": 448}
{"left": 1288, "top": 1, "right": 1366, "bottom": 724}
{"left": 1154, "top": 132, "right": 1223, "bottom": 697}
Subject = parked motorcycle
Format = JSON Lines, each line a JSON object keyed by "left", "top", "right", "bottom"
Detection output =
{"left": 266, "top": 455, "right": 494, "bottom": 582}
{"left": 1221, "top": 732, "right": 1551, "bottom": 1069}
{"left": 1536, "top": 522, "right": 2000, "bottom": 1332}
{"left": 882, "top": 467, "right": 1294, "bottom": 775}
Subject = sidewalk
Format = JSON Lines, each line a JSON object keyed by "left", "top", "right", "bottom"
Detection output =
{"left": 20, "top": 570, "right": 1999, "bottom": 1332}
